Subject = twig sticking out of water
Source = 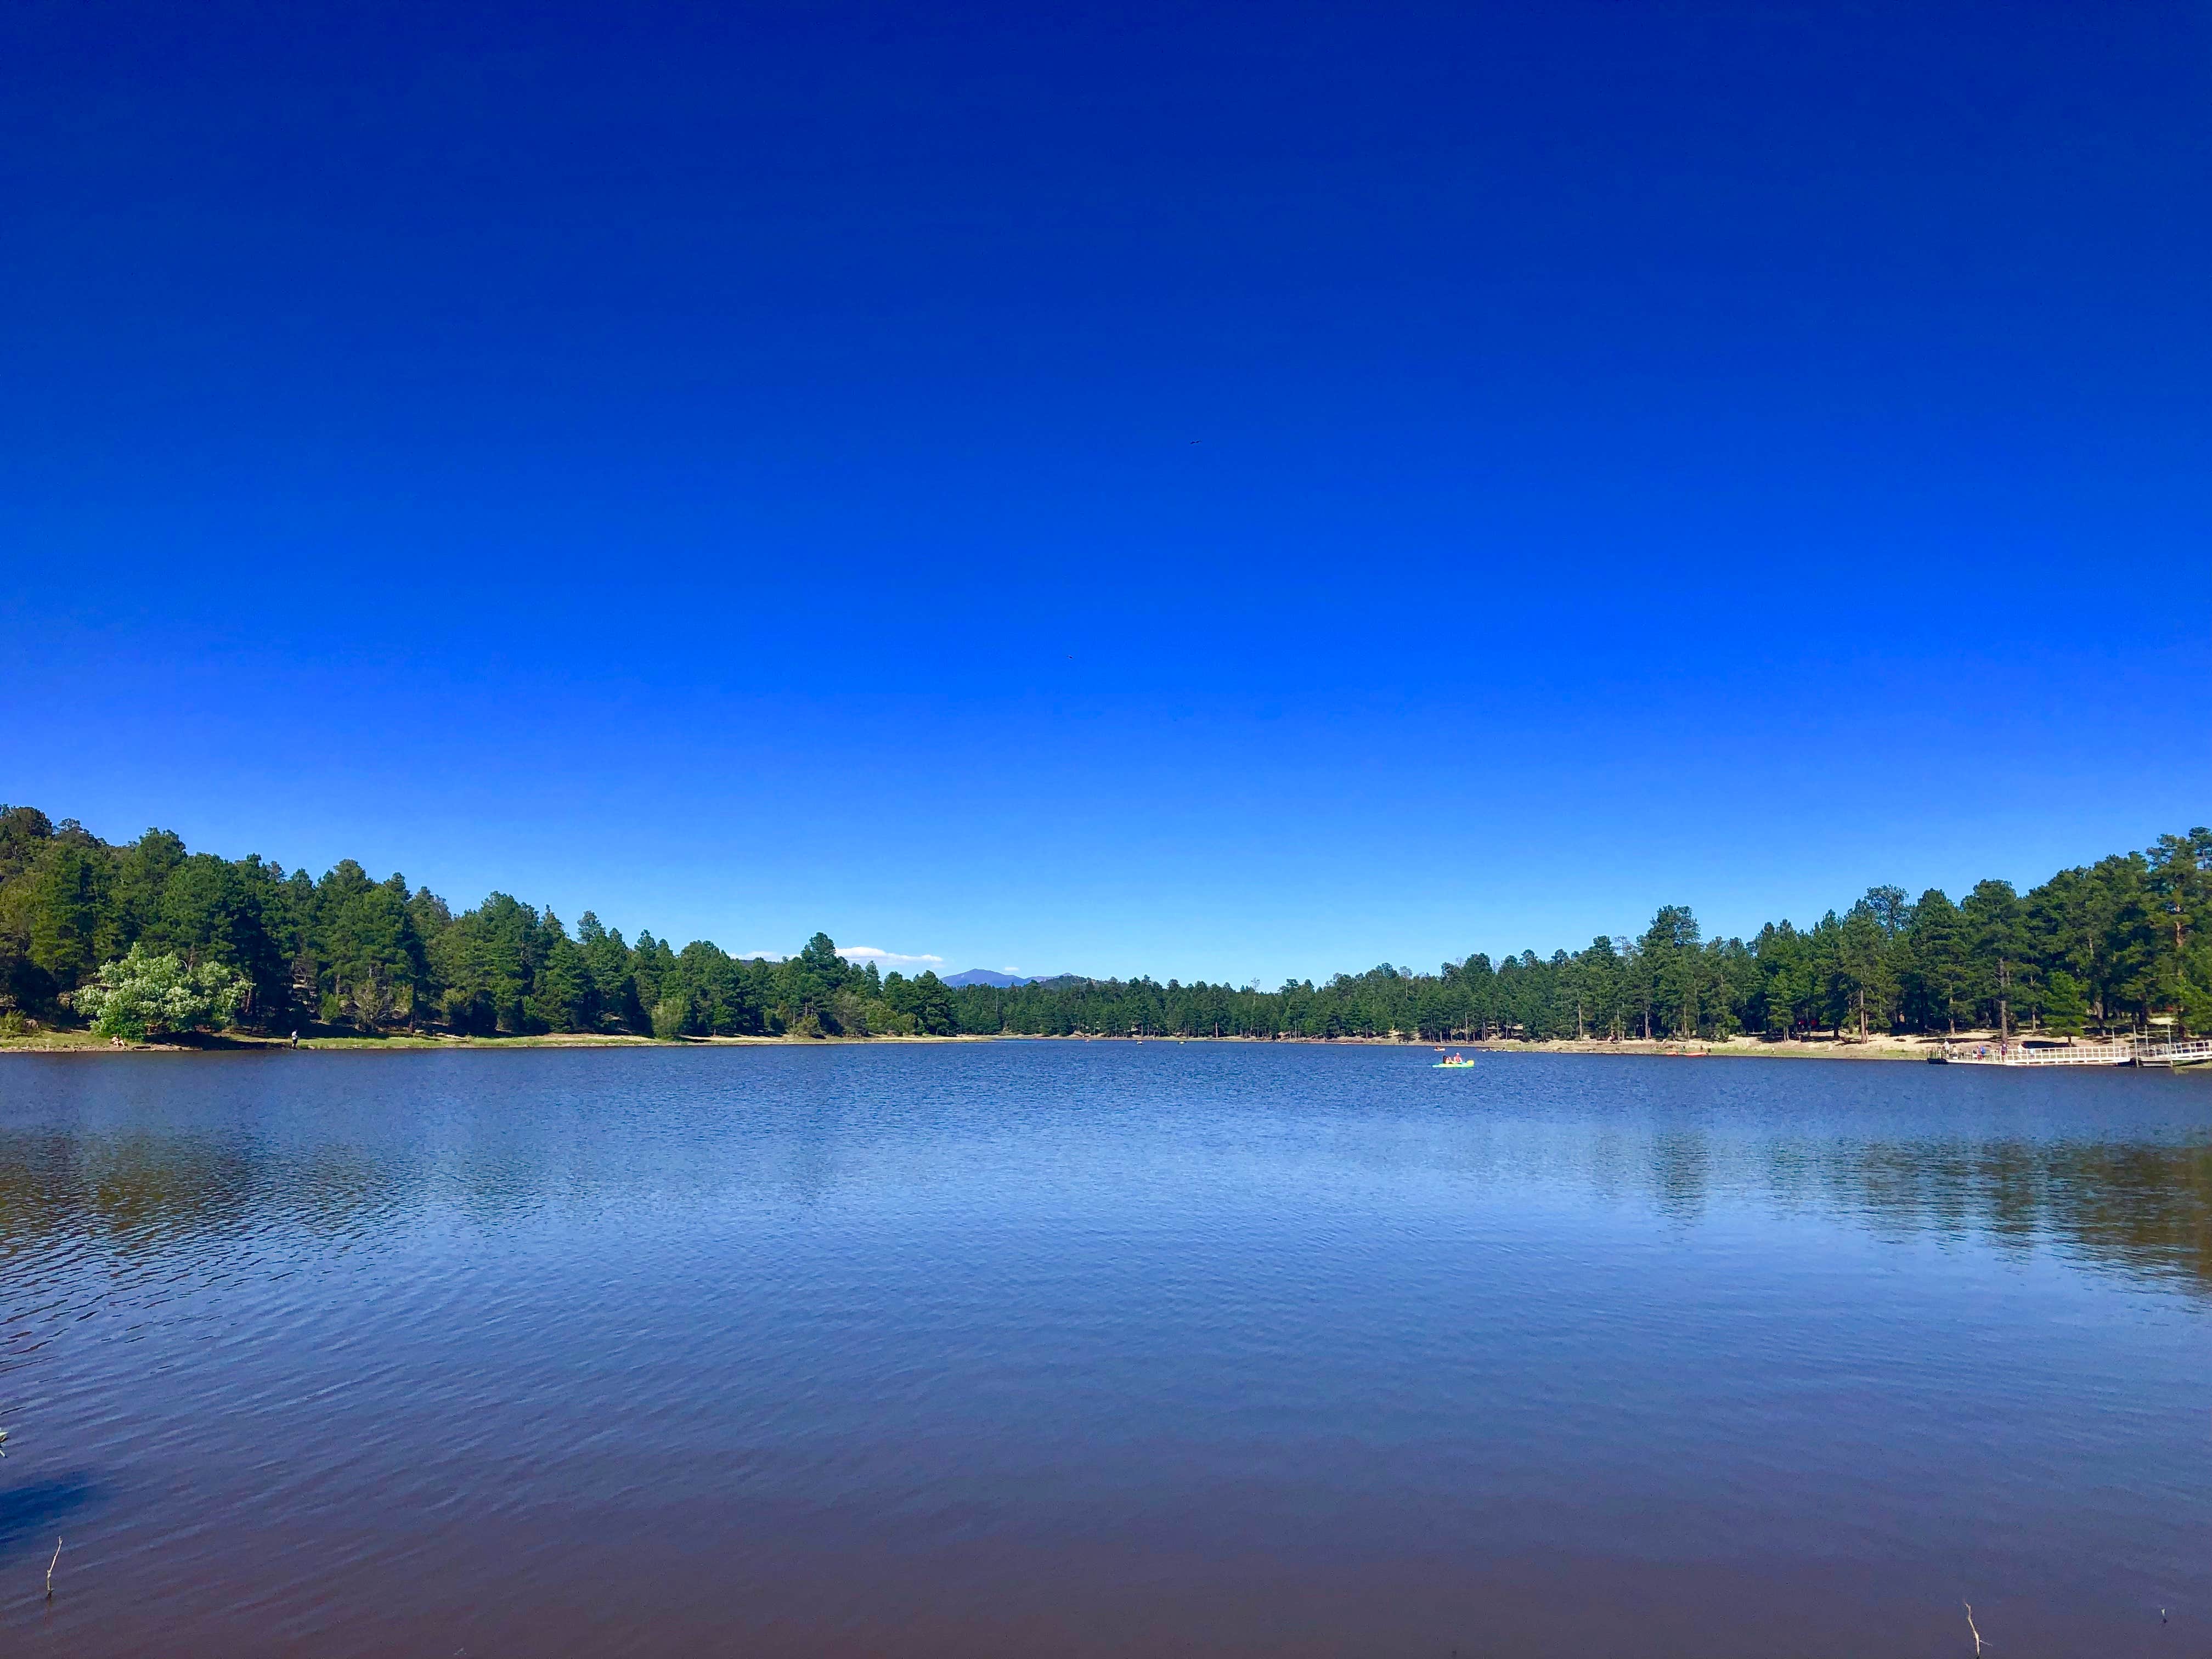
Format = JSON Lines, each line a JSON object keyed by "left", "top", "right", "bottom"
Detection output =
{"left": 1965, "top": 1601, "right": 1987, "bottom": 1654}
{"left": 46, "top": 1537, "right": 61, "bottom": 1599}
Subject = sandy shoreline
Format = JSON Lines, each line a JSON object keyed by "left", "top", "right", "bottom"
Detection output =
{"left": 0, "top": 1029, "right": 1004, "bottom": 1053}
{"left": 2, "top": 1029, "right": 2004, "bottom": 1058}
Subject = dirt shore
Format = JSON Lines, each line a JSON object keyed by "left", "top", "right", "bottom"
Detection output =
{"left": 0, "top": 1028, "right": 2003, "bottom": 1059}
{"left": 0, "top": 1028, "right": 1003, "bottom": 1053}
{"left": 1464, "top": 1034, "right": 1935, "bottom": 1060}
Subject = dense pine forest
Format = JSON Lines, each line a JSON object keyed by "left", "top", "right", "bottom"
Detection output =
{"left": 1, "top": 804, "right": 2207, "bottom": 1044}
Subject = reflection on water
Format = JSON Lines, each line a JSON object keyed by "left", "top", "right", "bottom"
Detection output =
{"left": 1821, "top": 1137, "right": 2212, "bottom": 1290}
{"left": 0, "top": 1045, "right": 2207, "bottom": 1659}
{"left": 0, "top": 1132, "right": 263, "bottom": 1252}
{"left": 7, "top": 1057, "right": 2207, "bottom": 1297}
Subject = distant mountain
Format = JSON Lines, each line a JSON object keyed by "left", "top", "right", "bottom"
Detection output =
{"left": 943, "top": 968, "right": 1036, "bottom": 988}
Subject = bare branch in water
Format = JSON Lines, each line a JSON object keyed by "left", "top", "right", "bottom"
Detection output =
{"left": 1964, "top": 1600, "right": 1987, "bottom": 1654}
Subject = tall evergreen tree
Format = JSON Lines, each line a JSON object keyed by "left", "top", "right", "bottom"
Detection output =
{"left": 1961, "top": 880, "right": 2025, "bottom": 1039}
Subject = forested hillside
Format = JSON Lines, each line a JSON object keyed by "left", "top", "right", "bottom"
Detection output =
{"left": 1, "top": 805, "right": 2207, "bottom": 1043}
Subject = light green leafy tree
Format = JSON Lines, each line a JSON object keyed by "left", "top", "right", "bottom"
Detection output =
{"left": 71, "top": 943, "right": 248, "bottom": 1039}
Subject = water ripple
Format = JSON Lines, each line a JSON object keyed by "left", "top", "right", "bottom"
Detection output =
{"left": 0, "top": 1046, "right": 2207, "bottom": 1656}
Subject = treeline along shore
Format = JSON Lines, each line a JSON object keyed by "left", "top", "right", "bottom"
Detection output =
{"left": 1, "top": 804, "right": 2207, "bottom": 1048}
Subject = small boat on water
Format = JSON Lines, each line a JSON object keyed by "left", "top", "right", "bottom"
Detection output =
{"left": 1432, "top": 1050, "right": 1475, "bottom": 1069}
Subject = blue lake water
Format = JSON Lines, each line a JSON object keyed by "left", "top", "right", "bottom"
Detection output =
{"left": 2, "top": 1042, "right": 2208, "bottom": 1656}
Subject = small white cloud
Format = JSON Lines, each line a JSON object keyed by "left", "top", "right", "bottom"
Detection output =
{"left": 734, "top": 945, "right": 947, "bottom": 968}
{"left": 835, "top": 945, "right": 946, "bottom": 968}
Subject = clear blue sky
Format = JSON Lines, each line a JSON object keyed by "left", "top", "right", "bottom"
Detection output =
{"left": 3, "top": 1, "right": 2207, "bottom": 983}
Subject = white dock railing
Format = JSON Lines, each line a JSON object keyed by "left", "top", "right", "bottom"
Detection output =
{"left": 2138, "top": 1038, "right": 2212, "bottom": 1068}
{"left": 1941, "top": 1036, "right": 2212, "bottom": 1068}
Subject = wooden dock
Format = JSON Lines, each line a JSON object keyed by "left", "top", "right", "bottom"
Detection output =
{"left": 1940, "top": 1037, "right": 2212, "bottom": 1068}
{"left": 2136, "top": 1039, "right": 2212, "bottom": 1069}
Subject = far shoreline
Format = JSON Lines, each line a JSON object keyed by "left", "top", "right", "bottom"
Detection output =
{"left": 0, "top": 1029, "right": 2056, "bottom": 1061}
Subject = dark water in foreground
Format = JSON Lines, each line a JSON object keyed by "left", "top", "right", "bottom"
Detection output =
{"left": 2, "top": 1045, "right": 2208, "bottom": 1657}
